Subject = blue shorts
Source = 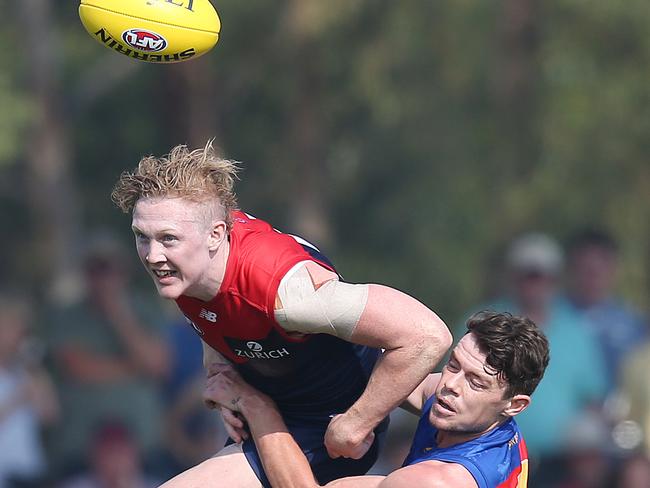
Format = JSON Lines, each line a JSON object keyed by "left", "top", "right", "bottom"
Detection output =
{"left": 231, "top": 414, "right": 389, "bottom": 488}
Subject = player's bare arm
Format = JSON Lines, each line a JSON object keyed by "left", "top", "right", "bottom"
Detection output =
{"left": 326, "top": 459, "right": 476, "bottom": 488}
{"left": 203, "top": 364, "right": 385, "bottom": 488}
{"left": 202, "top": 365, "right": 387, "bottom": 488}
{"left": 201, "top": 339, "right": 250, "bottom": 443}
{"left": 400, "top": 372, "right": 442, "bottom": 416}
{"left": 201, "top": 338, "right": 229, "bottom": 371}
{"left": 203, "top": 364, "right": 321, "bottom": 488}
{"left": 376, "top": 462, "right": 477, "bottom": 488}
{"left": 275, "top": 261, "right": 452, "bottom": 458}
{"left": 328, "top": 463, "right": 475, "bottom": 488}
{"left": 203, "top": 365, "right": 476, "bottom": 488}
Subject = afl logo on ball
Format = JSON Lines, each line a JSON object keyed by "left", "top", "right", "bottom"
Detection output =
{"left": 121, "top": 29, "right": 168, "bottom": 52}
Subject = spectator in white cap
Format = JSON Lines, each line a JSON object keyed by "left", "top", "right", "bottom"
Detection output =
{"left": 505, "top": 233, "right": 564, "bottom": 326}
{"left": 465, "top": 232, "right": 608, "bottom": 485}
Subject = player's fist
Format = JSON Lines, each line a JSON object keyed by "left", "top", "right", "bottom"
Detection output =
{"left": 324, "top": 414, "right": 375, "bottom": 460}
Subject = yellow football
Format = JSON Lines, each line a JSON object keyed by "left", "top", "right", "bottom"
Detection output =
{"left": 79, "top": 0, "right": 220, "bottom": 63}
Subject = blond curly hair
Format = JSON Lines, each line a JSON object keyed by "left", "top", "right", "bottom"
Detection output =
{"left": 112, "top": 141, "right": 239, "bottom": 229}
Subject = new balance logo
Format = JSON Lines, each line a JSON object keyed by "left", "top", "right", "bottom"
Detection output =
{"left": 199, "top": 309, "right": 218, "bottom": 322}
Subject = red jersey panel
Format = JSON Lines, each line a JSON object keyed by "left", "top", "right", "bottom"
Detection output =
{"left": 175, "top": 211, "right": 381, "bottom": 417}
{"left": 175, "top": 211, "right": 333, "bottom": 365}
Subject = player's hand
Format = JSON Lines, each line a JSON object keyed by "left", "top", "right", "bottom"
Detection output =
{"left": 219, "top": 407, "right": 249, "bottom": 443}
{"left": 202, "top": 363, "right": 261, "bottom": 443}
{"left": 203, "top": 363, "right": 249, "bottom": 410}
{"left": 324, "top": 414, "right": 375, "bottom": 460}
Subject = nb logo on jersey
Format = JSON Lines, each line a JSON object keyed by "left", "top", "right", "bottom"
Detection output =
{"left": 199, "top": 309, "right": 218, "bottom": 323}
{"left": 246, "top": 341, "right": 263, "bottom": 352}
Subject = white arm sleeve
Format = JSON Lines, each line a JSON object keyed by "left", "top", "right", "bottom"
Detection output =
{"left": 274, "top": 261, "right": 369, "bottom": 340}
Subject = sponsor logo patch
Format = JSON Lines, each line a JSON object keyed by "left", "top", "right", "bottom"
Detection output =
{"left": 234, "top": 346, "right": 291, "bottom": 360}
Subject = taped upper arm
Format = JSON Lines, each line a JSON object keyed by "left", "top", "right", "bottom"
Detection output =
{"left": 274, "top": 261, "right": 369, "bottom": 340}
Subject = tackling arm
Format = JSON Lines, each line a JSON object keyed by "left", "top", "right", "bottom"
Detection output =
{"left": 201, "top": 339, "right": 250, "bottom": 442}
{"left": 203, "top": 364, "right": 321, "bottom": 488}
{"left": 202, "top": 367, "right": 470, "bottom": 488}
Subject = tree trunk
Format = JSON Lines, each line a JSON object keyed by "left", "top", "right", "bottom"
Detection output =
{"left": 283, "top": 0, "right": 332, "bottom": 248}
{"left": 493, "top": 0, "right": 540, "bottom": 179}
{"left": 161, "top": 60, "right": 222, "bottom": 153}
{"left": 17, "top": 0, "right": 82, "bottom": 302}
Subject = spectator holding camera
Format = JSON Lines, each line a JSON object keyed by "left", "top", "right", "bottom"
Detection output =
{"left": 0, "top": 290, "right": 58, "bottom": 488}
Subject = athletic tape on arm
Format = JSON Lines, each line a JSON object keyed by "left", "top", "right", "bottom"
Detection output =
{"left": 274, "top": 262, "right": 369, "bottom": 340}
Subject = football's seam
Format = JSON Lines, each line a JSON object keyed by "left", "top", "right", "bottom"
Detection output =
{"left": 81, "top": 4, "right": 220, "bottom": 35}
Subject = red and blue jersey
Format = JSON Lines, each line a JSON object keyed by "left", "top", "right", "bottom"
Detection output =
{"left": 175, "top": 211, "right": 381, "bottom": 418}
{"left": 404, "top": 395, "right": 529, "bottom": 488}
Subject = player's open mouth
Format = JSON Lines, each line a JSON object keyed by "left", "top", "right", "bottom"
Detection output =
{"left": 436, "top": 397, "right": 455, "bottom": 413}
{"left": 153, "top": 269, "right": 177, "bottom": 279}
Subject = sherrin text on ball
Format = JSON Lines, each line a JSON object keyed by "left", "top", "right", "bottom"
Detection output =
{"left": 79, "top": 0, "right": 221, "bottom": 63}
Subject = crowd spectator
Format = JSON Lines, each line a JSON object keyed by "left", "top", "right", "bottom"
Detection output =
{"left": 468, "top": 233, "right": 607, "bottom": 484}
{"left": 47, "top": 232, "right": 171, "bottom": 476}
{"left": 59, "top": 420, "right": 160, "bottom": 488}
{"left": 0, "top": 291, "right": 58, "bottom": 488}
{"left": 553, "top": 410, "right": 615, "bottom": 488}
{"left": 563, "top": 228, "right": 647, "bottom": 392}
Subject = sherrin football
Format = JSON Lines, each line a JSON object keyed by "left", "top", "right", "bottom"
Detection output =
{"left": 79, "top": 0, "right": 221, "bottom": 63}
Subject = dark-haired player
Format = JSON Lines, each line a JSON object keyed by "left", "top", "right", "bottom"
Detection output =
{"left": 204, "top": 311, "right": 550, "bottom": 488}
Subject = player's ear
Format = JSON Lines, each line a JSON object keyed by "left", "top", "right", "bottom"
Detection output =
{"left": 207, "top": 219, "right": 228, "bottom": 252}
{"left": 503, "top": 394, "right": 530, "bottom": 418}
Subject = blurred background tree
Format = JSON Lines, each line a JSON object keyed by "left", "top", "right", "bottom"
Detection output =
{"left": 1, "top": 0, "right": 649, "bottom": 322}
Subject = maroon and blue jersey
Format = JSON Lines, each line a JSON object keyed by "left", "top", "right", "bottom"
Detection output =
{"left": 404, "top": 395, "right": 529, "bottom": 488}
{"left": 175, "top": 211, "right": 386, "bottom": 486}
{"left": 175, "top": 211, "right": 380, "bottom": 417}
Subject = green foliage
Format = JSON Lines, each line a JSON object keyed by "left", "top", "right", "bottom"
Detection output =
{"left": 2, "top": 0, "right": 649, "bottom": 318}
{"left": 0, "top": 22, "right": 33, "bottom": 168}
